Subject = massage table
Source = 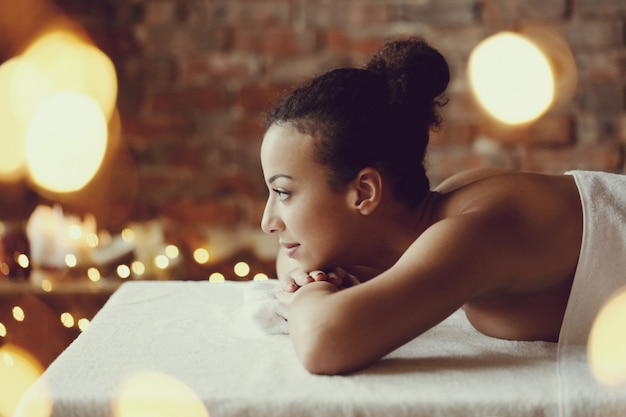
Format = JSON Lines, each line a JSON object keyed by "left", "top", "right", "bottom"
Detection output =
{"left": 14, "top": 280, "right": 626, "bottom": 417}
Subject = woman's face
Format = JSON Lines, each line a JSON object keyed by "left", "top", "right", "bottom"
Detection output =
{"left": 260, "top": 123, "right": 360, "bottom": 272}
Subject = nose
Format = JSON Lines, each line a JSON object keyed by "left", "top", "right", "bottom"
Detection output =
{"left": 261, "top": 199, "right": 283, "bottom": 234}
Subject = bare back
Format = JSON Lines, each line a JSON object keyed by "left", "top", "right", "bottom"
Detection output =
{"left": 433, "top": 169, "right": 583, "bottom": 341}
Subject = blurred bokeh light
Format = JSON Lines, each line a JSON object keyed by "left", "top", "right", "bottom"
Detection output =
{"left": 468, "top": 31, "right": 555, "bottom": 125}
{"left": 25, "top": 91, "right": 108, "bottom": 193}
{"left": 588, "top": 287, "right": 626, "bottom": 387}
{"left": 0, "top": 27, "right": 118, "bottom": 194}
{"left": 0, "top": 343, "right": 46, "bottom": 417}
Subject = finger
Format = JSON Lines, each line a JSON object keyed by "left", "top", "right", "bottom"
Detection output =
{"left": 342, "top": 273, "right": 360, "bottom": 288}
{"left": 326, "top": 271, "right": 342, "bottom": 287}
{"left": 338, "top": 268, "right": 360, "bottom": 288}
{"left": 279, "top": 277, "right": 298, "bottom": 292}
{"left": 309, "top": 270, "right": 328, "bottom": 282}
{"left": 293, "top": 270, "right": 314, "bottom": 287}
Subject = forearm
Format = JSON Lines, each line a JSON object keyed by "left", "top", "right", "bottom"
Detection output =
{"left": 288, "top": 281, "right": 342, "bottom": 373}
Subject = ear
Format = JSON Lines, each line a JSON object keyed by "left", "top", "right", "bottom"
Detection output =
{"left": 348, "top": 167, "right": 383, "bottom": 215}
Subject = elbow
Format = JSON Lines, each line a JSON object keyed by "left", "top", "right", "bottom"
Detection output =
{"left": 297, "top": 341, "right": 344, "bottom": 375}
{"left": 287, "top": 283, "right": 365, "bottom": 375}
{"left": 291, "top": 323, "right": 361, "bottom": 375}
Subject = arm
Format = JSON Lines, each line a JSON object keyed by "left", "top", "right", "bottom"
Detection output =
{"left": 286, "top": 211, "right": 522, "bottom": 375}
{"left": 275, "top": 245, "right": 359, "bottom": 291}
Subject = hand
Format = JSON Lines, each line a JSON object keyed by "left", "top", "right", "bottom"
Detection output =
{"left": 279, "top": 267, "right": 327, "bottom": 292}
{"left": 279, "top": 266, "right": 359, "bottom": 293}
{"left": 326, "top": 267, "right": 360, "bottom": 289}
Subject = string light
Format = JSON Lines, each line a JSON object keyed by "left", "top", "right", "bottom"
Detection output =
{"left": 233, "top": 261, "right": 250, "bottom": 278}
{"left": 68, "top": 224, "right": 82, "bottom": 240}
{"left": 165, "top": 244, "right": 179, "bottom": 259}
{"left": 117, "top": 264, "right": 131, "bottom": 279}
{"left": 86, "top": 233, "right": 99, "bottom": 248}
{"left": 154, "top": 255, "right": 169, "bottom": 269}
{"left": 121, "top": 228, "right": 134, "bottom": 243}
{"left": 0, "top": 323, "right": 6, "bottom": 337}
{"left": 65, "top": 253, "right": 77, "bottom": 268}
{"left": 78, "top": 318, "right": 90, "bottom": 332}
{"left": 87, "top": 267, "right": 101, "bottom": 282}
{"left": 41, "top": 279, "right": 52, "bottom": 292}
{"left": 253, "top": 273, "right": 269, "bottom": 281}
{"left": 12, "top": 306, "right": 25, "bottom": 322}
{"left": 193, "top": 248, "right": 210, "bottom": 264}
{"left": 16, "top": 254, "right": 29, "bottom": 269}
{"left": 208, "top": 272, "right": 225, "bottom": 283}
{"left": 131, "top": 261, "right": 145, "bottom": 276}
{"left": 60, "top": 312, "right": 75, "bottom": 328}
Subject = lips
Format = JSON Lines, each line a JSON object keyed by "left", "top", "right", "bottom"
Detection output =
{"left": 281, "top": 242, "right": 300, "bottom": 258}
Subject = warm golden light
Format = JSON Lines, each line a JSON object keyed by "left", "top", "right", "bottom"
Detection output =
{"left": 22, "top": 30, "right": 118, "bottom": 119}
{"left": 65, "top": 253, "right": 78, "bottom": 268}
{"left": 193, "top": 248, "right": 210, "bottom": 264}
{"left": 86, "top": 233, "right": 99, "bottom": 248}
{"left": 209, "top": 272, "right": 225, "bottom": 283}
{"left": 41, "top": 279, "right": 52, "bottom": 292}
{"left": 155, "top": 255, "right": 170, "bottom": 269}
{"left": 12, "top": 306, "right": 25, "bottom": 322}
{"left": 253, "top": 273, "right": 269, "bottom": 281}
{"left": 60, "top": 312, "right": 75, "bottom": 328}
{"left": 87, "top": 267, "right": 101, "bottom": 282}
{"left": 234, "top": 261, "right": 250, "bottom": 278}
{"left": 131, "top": 261, "right": 145, "bottom": 276}
{"left": 121, "top": 228, "right": 135, "bottom": 243}
{"left": 117, "top": 264, "right": 131, "bottom": 279}
{"left": 165, "top": 245, "right": 180, "bottom": 259}
{"left": 589, "top": 287, "right": 626, "bottom": 386}
{"left": 114, "top": 372, "right": 210, "bottom": 417}
{"left": 0, "top": 323, "right": 6, "bottom": 338}
{"left": 25, "top": 91, "right": 108, "bottom": 193}
{"left": 468, "top": 32, "right": 555, "bottom": 125}
{"left": 0, "top": 58, "right": 29, "bottom": 181}
{"left": 78, "top": 318, "right": 90, "bottom": 332}
{"left": 17, "top": 254, "right": 30, "bottom": 269}
{"left": 0, "top": 344, "right": 46, "bottom": 417}
{"left": 0, "top": 29, "right": 118, "bottom": 186}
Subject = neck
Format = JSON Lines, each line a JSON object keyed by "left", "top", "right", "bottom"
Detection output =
{"left": 355, "top": 191, "right": 442, "bottom": 270}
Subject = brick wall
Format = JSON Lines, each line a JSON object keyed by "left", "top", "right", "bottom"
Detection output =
{"left": 1, "top": 0, "right": 626, "bottom": 278}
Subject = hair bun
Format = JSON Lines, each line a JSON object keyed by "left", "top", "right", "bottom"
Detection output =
{"left": 364, "top": 37, "right": 450, "bottom": 126}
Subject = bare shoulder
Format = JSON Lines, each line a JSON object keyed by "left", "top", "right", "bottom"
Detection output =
{"left": 385, "top": 171, "right": 582, "bottom": 298}
{"left": 434, "top": 167, "right": 513, "bottom": 193}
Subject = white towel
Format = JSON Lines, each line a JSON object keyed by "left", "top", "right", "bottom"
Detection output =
{"left": 15, "top": 281, "right": 626, "bottom": 417}
{"left": 561, "top": 170, "right": 626, "bottom": 346}
{"left": 242, "top": 279, "right": 289, "bottom": 335}
{"left": 559, "top": 170, "right": 626, "bottom": 417}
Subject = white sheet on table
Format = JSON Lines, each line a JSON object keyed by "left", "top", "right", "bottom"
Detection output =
{"left": 14, "top": 280, "right": 607, "bottom": 417}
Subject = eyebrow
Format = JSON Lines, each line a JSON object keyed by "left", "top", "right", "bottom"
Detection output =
{"left": 267, "top": 174, "right": 294, "bottom": 184}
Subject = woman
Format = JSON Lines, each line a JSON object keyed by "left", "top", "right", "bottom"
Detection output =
{"left": 259, "top": 37, "right": 622, "bottom": 375}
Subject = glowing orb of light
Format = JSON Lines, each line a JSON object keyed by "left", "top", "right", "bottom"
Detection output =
{"left": 22, "top": 30, "right": 118, "bottom": 119}
{"left": 588, "top": 288, "right": 626, "bottom": 386}
{"left": 25, "top": 91, "right": 108, "bottom": 193}
{"left": 0, "top": 58, "right": 34, "bottom": 181}
{"left": 0, "top": 344, "right": 47, "bottom": 417}
{"left": 193, "top": 248, "right": 210, "bottom": 264}
{"left": 468, "top": 32, "right": 555, "bottom": 125}
{"left": 233, "top": 261, "right": 250, "bottom": 277}
{"left": 114, "top": 372, "right": 210, "bottom": 417}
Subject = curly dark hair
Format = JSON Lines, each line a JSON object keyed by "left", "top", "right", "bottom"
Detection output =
{"left": 265, "top": 37, "right": 450, "bottom": 208}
